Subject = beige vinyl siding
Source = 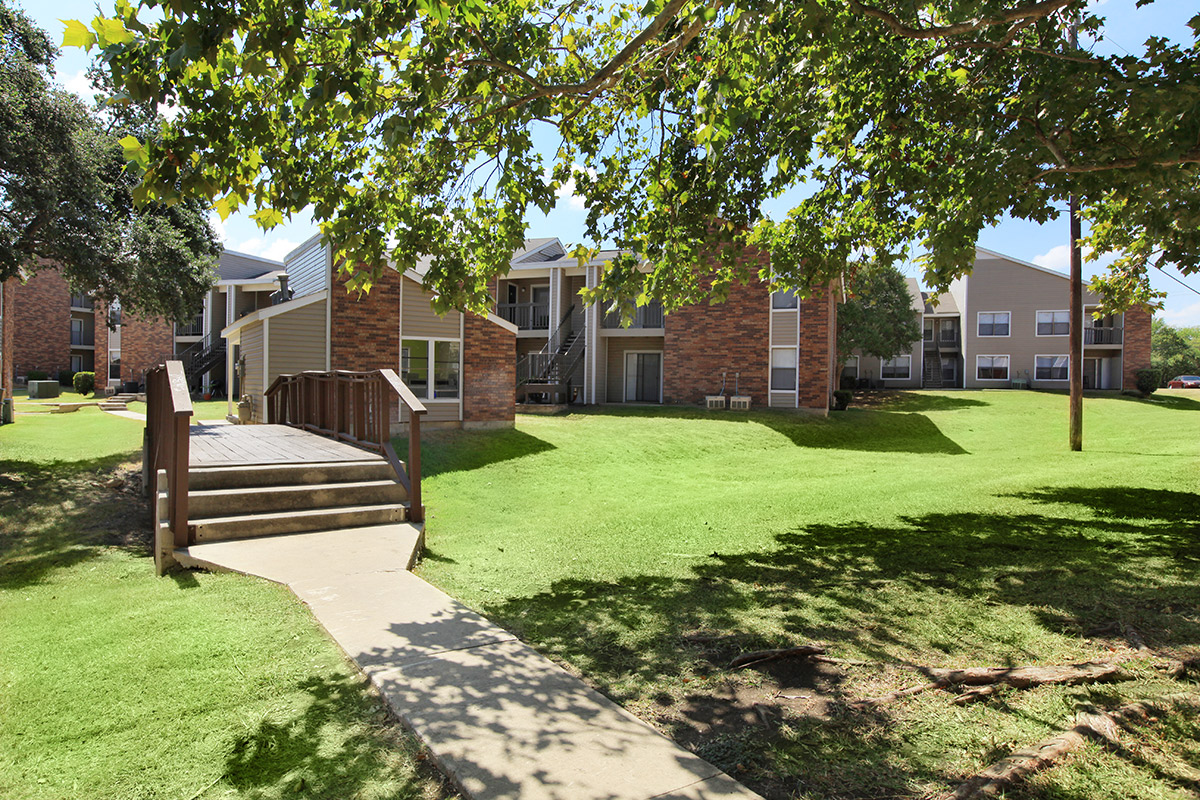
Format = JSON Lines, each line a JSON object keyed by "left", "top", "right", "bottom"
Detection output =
{"left": 595, "top": 338, "right": 607, "bottom": 403}
{"left": 266, "top": 302, "right": 326, "bottom": 378}
{"left": 284, "top": 237, "right": 328, "bottom": 299}
{"left": 402, "top": 277, "right": 461, "bottom": 338}
{"left": 769, "top": 391, "right": 795, "bottom": 408}
{"left": 567, "top": 276, "right": 586, "bottom": 332}
{"left": 605, "top": 335, "right": 664, "bottom": 402}
{"left": 239, "top": 321, "right": 264, "bottom": 418}
{"left": 856, "top": 350, "right": 922, "bottom": 388}
{"left": 517, "top": 338, "right": 543, "bottom": 358}
{"left": 423, "top": 402, "right": 461, "bottom": 423}
{"left": 770, "top": 310, "right": 798, "bottom": 346}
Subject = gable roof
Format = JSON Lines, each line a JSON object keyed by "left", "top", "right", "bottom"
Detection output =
{"left": 218, "top": 249, "right": 284, "bottom": 281}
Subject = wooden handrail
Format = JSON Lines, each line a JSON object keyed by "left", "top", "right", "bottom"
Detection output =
{"left": 264, "top": 369, "right": 426, "bottom": 523}
{"left": 144, "top": 361, "right": 194, "bottom": 559}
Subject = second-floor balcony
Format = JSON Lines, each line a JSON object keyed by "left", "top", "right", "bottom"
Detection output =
{"left": 175, "top": 315, "right": 205, "bottom": 337}
{"left": 602, "top": 302, "right": 665, "bottom": 330}
{"left": 498, "top": 302, "right": 550, "bottom": 330}
{"left": 1085, "top": 326, "right": 1123, "bottom": 345}
{"left": 924, "top": 332, "right": 960, "bottom": 351}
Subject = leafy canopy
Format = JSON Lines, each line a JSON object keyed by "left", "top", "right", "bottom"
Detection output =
{"left": 837, "top": 263, "right": 922, "bottom": 364}
{"left": 72, "top": 0, "right": 1200, "bottom": 314}
{"left": 1, "top": 1, "right": 218, "bottom": 321}
{"left": 1150, "top": 318, "right": 1200, "bottom": 382}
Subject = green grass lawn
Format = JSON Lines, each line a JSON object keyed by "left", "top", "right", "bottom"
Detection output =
{"left": 12, "top": 388, "right": 95, "bottom": 413}
{"left": 0, "top": 414, "right": 453, "bottom": 800}
{"left": 411, "top": 389, "right": 1200, "bottom": 800}
{"left": 125, "top": 398, "right": 232, "bottom": 421}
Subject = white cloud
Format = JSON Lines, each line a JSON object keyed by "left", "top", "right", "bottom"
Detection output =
{"left": 1160, "top": 299, "right": 1200, "bottom": 327}
{"left": 1032, "top": 243, "right": 1117, "bottom": 276}
{"left": 61, "top": 69, "right": 97, "bottom": 104}
{"left": 546, "top": 164, "right": 596, "bottom": 211}
{"left": 234, "top": 238, "right": 299, "bottom": 263}
{"left": 207, "top": 211, "right": 227, "bottom": 243}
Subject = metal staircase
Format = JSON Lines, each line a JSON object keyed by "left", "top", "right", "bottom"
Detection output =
{"left": 516, "top": 305, "right": 585, "bottom": 403}
{"left": 176, "top": 333, "right": 227, "bottom": 392}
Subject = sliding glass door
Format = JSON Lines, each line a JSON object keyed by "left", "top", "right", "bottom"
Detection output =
{"left": 624, "top": 352, "right": 662, "bottom": 403}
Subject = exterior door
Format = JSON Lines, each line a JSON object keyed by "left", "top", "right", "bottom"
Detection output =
{"left": 1082, "top": 358, "right": 1100, "bottom": 389}
{"left": 940, "top": 356, "right": 957, "bottom": 385}
{"left": 624, "top": 352, "right": 661, "bottom": 402}
{"left": 531, "top": 286, "right": 550, "bottom": 328}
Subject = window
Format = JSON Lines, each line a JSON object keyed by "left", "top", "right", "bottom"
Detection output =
{"left": 770, "top": 348, "right": 797, "bottom": 390}
{"left": 842, "top": 355, "right": 859, "bottom": 381}
{"left": 977, "top": 312, "right": 1010, "bottom": 337}
{"left": 1037, "top": 311, "right": 1069, "bottom": 336}
{"left": 881, "top": 355, "right": 911, "bottom": 380}
{"left": 976, "top": 355, "right": 1009, "bottom": 380}
{"left": 70, "top": 354, "right": 83, "bottom": 372}
{"left": 771, "top": 289, "right": 799, "bottom": 309}
{"left": 1035, "top": 355, "right": 1068, "bottom": 380}
{"left": 401, "top": 338, "right": 460, "bottom": 400}
{"left": 923, "top": 320, "right": 934, "bottom": 341}
{"left": 108, "top": 351, "right": 120, "bottom": 380}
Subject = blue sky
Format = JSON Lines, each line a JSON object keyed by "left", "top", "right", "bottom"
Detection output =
{"left": 28, "top": 0, "right": 1200, "bottom": 324}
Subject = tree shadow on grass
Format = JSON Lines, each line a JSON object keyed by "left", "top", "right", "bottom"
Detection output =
{"left": 223, "top": 672, "right": 450, "bottom": 799}
{"left": 395, "top": 427, "right": 556, "bottom": 478}
{"left": 0, "top": 452, "right": 149, "bottom": 590}
{"left": 851, "top": 391, "right": 991, "bottom": 412}
{"left": 473, "top": 485, "right": 1199, "bottom": 799}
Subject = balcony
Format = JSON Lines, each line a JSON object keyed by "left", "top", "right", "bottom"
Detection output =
{"left": 1085, "top": 327, "right": 1123, "bottom": 345}
{"left": 924, "top": 333, "right": 960, "bottom": 351}
{"left": 602, "top": 302, "right": 665, "bottom": 330}
{"left": 497, "top": 302, "right": 550, "bottom": 330}
{"left": 175, "top": 316, "right": 205, "bottom": 337}
{"left": 70, "top": 294, "right": 94, "bottom": 310}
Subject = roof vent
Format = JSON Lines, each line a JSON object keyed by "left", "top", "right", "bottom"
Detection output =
{"left": 271, "top": 273, "right": 293, "bottom": 305}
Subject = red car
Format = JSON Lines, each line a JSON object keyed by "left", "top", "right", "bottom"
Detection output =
{"left": 1167, "top": 375, "right": 1200, "bottom": 388}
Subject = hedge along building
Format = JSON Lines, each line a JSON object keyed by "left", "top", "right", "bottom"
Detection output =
{"left": 496, "top": 238, "right": 839, "bottom": 413}
{"left": 221, "top": 234, "right": 518, "bottom": 431}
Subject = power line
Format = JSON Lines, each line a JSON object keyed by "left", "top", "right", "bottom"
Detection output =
{"left": 1156, "top": 266, "right": 1200, "bottom": 298}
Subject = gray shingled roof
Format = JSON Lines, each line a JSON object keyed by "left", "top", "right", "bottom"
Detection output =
{"left": 218, "top": 249, "right": 284, "bottom": 281}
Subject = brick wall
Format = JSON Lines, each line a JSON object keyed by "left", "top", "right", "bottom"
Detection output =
{"left": 330, "top": 265, "right": 400, "bottom": 372}
{"left": 1, "top": 279, "right": 14, "bottom": 399}
{"left": 797, "top": 285, "right": 836, "bottom": 412}
{"left": 1122, "top": 308, "right": 1153, "bottom": 390}
{"left": 663, "top": 276, "right": 771, "bottom": 405}
{"left": 12, "top": 268, "right": 70, "bottom": 377}
{"left": 463, "top": 313, "right": 515, "bottom": 426}
{"left": 120, "top": 313, "right": 174, "bottom": 385}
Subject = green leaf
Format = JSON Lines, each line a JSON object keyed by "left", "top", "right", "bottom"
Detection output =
{"left": 119, "top": 135, "right": 148, "bottom": 168}
{"left": 61, "top": 19, "right": 96, "bottom": 50}
{"left": 92, "top": 16, "right": 135, "bottom": 47}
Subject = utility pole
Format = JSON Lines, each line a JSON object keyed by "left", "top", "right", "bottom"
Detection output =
{"left": 1068, "top": 20, "right": 1083, "bottom": 452}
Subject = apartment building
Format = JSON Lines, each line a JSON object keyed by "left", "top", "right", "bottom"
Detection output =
{"left": 3, "top": 267, "right": 175, "bottom": 392}
{"left": 849, "top": 248, "right": 1152, "bottom": 391}
{"left": 498, "top": 238, "right": 838, "bottom": 412}
{"left": 221, "top": 235, "right": 518, "bottom": 430}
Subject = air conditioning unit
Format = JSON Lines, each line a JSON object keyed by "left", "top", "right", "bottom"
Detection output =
{"left": 705, "top": 395, "right": 726, "bottom": 410}
{"left": 729, "top": 396, "right": 751, "bottom": 411}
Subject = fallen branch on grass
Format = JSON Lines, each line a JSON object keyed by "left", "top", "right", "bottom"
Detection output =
{"left": 729, "top": 644, "right": 826, "bottom": 670}
{"left": 859, "top": 662, "right": 1129, "bottom": 707}
{"left": 950, "top": 702, "right": 1154, "bottom": 799}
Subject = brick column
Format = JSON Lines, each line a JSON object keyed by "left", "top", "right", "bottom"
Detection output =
{"left": 120, "top": 314, "right": 174, "bottom": 385}
{"left": 463, "top": 313, "right": 516, "bottom": 428}
{"left": 1122, "top": 308, "right": 1152, "bottom": 391}
{"left": 12, "top": 268, "right": 70, "bottom": 376}
{"left": 329, "top": 265, "right": 401, "bottom": 372}
{"left": 797, "top": 285, "right": 836, "bottom": 413}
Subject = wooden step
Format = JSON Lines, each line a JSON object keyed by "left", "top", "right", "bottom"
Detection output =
{"left": 188, "top": 479, "right": 407, "bottom": 516}
{"left": 188, "top": 460, "right": 396, "bottom": 491}
{"left": 191, "top": 503, "right": 409, "bottom": 542}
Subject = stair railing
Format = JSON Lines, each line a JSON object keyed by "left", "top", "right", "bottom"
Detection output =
{"left": 264, "top": 369, "right": 427, "bottom": 523}
{"left": 557, "top": 325, "right": 587, "bottom": 387}
{"left": 515, "top": 305, "right": 574, "bottom": 386}
{"left": 144, "top": 361, "right": 193, "bottom": 551}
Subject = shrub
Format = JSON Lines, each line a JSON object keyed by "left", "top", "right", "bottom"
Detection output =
{"left": 57, "top": 369, "right": 75, "bottom": 386}
{"left": 26, "top": 369, "right": 48, "bottom": 381}
{"left": 1135, "top": 368, "right": 1161, "bottom": 397}
{"left": 73, "top": 371, "right": 96, "bottom": 396}
{"left": 839, "top": 373, "right": 857, "bottom": 391}
{"left": 833, "top": 389, "right": 852, "bottom": 411}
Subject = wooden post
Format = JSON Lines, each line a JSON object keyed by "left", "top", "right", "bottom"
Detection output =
{"left": 171, "top": 411, "right": 190, "bottom": 546}
{"left": 408, "top": 407, "right": 423, "bottom": 523}
{"left": 1069, "top": 194, "right": 1083, "bottom": 451}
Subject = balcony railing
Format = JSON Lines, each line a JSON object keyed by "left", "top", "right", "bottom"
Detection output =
{"left": 69, "top": 294, "right": 93, "bottom": 310}
{"left": 70, "top": 331, "right": 94, "bottom": 346}
{"left": 602, "top": 302, "right": 665, "bottom": 329}
{"left": 497, "top": 302, "right": 550, "bottom": 330}
{"left": 1085, "top": 327, "right": 1123, "bottom": 345}
{"left": 175, "top": 319, "right": 205, "bottom": 337}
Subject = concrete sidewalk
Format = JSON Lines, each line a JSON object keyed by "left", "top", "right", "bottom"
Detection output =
{"left": 178, "top": 527, "right": 761, "bottom": 800}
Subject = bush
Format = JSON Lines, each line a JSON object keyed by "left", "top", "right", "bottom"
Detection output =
{"left": 73, "top": 371, "right": 96, "bottom": 396}
{"left": 839, "top": 373, "right": 857, "bottom": 391}
{"left": 833, "top": 389, "right": 852, "bottom": 411}
{"left": 57, "top": 369, "right": 75, "bottom": 386}
{"left": 26, "top": 369, "right": 48, "bottom": 381}
{"left": 1135, "top": 368, "right": 1161, "bottom": 397}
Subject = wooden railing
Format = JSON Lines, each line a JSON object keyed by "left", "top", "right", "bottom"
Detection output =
{"left": 497, "top": 301, "right": 550, "bottom": 330}
{"left": 264, "top": 369, "right": 427, "bottom": 523}
{"left": 145, "top": 361, "right": 193, "bottom": 548}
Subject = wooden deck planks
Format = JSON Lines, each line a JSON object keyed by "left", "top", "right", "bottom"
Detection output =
{"left": 189, "top": 424, "right": 383, "bottom": 467}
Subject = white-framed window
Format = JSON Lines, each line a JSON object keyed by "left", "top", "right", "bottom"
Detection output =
{"left": 977, "top": 311, "right": 1010, "bottom": 337}
{"left": 70, "top": 354, "right": 83, "bottom": 372}
{"left": 976, "top": 355, "right": 1009, "bottom": 380}
{"left": 1035, "top": 355, "right": 1069, "bottom": 380}
{"left": 771, "top": 289, "right": 799, "bottom": 309}
{"left": 400, "top": 338, "right": 461, "bottom": 400}
{"left": 108, "top": 350, "right": 121, "bottom": 380}
{"left": 1036, "top": 310, "right": 1070, "bottom": 336}
{"left": 770, "top": 347, "right": 797, "bottom": 390}
{"left": 841, "top": 355, "right": 860, "bottom": 380}
{"left": 881, "top": 355, "right": 911, "bottom": 380}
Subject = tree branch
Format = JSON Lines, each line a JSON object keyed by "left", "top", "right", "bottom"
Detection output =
{"left": 1036, "top": 147, "right": 1200, "bottom": 178}
{"left": 849, "top": 0, "right": 1072, "bottom": 40}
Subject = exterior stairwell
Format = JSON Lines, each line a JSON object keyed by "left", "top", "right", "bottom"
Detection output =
{"left": 183, "top": 460, "right": 410, "bottom": 544}
{"left": 923, "top": 355, "right": 944, "bottom": 389}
